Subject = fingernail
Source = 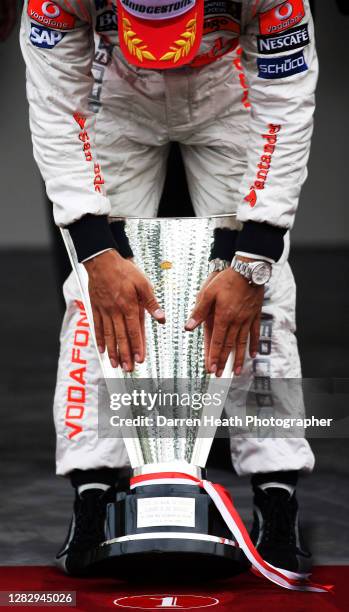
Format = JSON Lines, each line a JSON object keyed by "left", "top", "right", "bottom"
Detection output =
{"left": 185, "top": 318, "right": 197, "bottom": 330}
{"left": 98, "top": 346, "right": 104, "bottom": 354}
{"left": 235, "top": 366, "right": 242, "bottom": 376}
{"left": 216, "top": 369, "right": 223, "bottom": 378}
{"left": 154, "top": 308, "right": 165, "bottom": 320}
{"left": 122, "top": 362, "right": 129, "bottom": 371}
{"left": 134, "top": 353, "right": 141, "bottom": 363}
{"left": 210, "top": 363, "right": 217, "bottom": 374}
{"left": 110, "top": 359, "right": 117, "bottom": 368}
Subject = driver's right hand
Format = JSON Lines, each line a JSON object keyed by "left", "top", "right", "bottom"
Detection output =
{"left": 84, "top": 249, "right": 165, "bottom": 371}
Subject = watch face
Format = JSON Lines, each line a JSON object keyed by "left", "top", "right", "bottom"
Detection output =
{"left": 251, "top": 262, "right": 271, "bottom": 285}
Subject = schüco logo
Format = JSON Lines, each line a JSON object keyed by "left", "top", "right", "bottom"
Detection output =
{"left": 113, "top": 595, "right": 219, "bottom": 609}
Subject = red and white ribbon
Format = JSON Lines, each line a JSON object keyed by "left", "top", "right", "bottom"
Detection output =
{"left": 131, "top": 471, "right": 333, "bottom": 593}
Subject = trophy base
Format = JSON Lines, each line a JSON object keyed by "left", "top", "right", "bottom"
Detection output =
{"left": 94, "top": 534, "right": 241, "bottom": 580}
{"left": 86, "top": 468, "right": 243, "bottom": 579}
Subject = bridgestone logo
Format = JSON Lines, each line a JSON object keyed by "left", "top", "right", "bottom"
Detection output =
{"left": 121, "top": 0, "right": 194, "bottom": 20}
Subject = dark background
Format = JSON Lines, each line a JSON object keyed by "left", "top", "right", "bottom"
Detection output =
{"left": 0, "top": 0, "right": 348, "bottom": 566}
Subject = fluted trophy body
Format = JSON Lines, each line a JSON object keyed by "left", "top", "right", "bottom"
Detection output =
{"left": 61, "top": 216, "right": 239, "bottom": 576}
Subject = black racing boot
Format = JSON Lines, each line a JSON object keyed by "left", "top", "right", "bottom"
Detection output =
{"left": 56, "top": 485, "right": 116, "bottom": 575}
{"left": 248, "top": 473, "right": 312, "bottom": 573}
{"left": 56, "top": 468, "right": 130, "bottom": 575}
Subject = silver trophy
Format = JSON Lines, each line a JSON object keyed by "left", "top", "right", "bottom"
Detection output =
{"left": 62, "top": 216, "right": 240, "bottom": 577}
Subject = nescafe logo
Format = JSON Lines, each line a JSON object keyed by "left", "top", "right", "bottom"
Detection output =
{"left": 275, "top": 2, "right": 293, "bottom": 20}
{"left": 114, "top": 595, "right": 219, "bottom": 609}
{"left": 42, "top": 1, "right": 60, "bottom": 18}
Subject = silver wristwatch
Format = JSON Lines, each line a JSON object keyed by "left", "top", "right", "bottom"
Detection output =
{"left": 208, "top": 258, "right": 230, "bottom": 274}
{"left": 231, "top": 256, "right": 272, "bottom": 286}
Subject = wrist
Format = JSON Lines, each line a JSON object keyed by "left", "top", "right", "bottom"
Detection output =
{"left": 83, "top": 247, "right": 120, "bottom": 271}
{"left": 110, "top": 221, "right": 134, "bottom": 259}
{"left": 235, "top": 254, "right": 266, "bottom": 264}
{"left": 67, "top": 214, "right": 119, "bottom": 263}
{"left": 235, "top": 251, "right": 275, "bottom": 264}
{"left": 236, "top": 221, "right": 286, "bottom": 263}
{"left": 209, "top": 228, "right": 238, "bottom": 262}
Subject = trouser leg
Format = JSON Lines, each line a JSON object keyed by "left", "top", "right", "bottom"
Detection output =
{"left": 228, "top": 239, "right": 315, "bottom": 475}
{"left": 54, "top": 272, "right": 129, "bottom": 476}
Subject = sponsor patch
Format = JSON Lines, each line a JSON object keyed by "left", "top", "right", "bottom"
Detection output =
{"left": 202, "top": 0, "right": 241, "bottom": 34}
{"left": 29, "top": 22, "right": 65, "bottom": 47}
{"left": 191, "top": 1, "right": 241, "bottom": 66}
{"left": 257, "top": 24, "right": 309, "bottom": 54}
{"left": 96, "top": 8, "right": 117, "bottom": 32}
{"left": 257, "top": 49, "right": 308, "bottom": 79}
{"left": 120, "top": 0, "right": 195, "bottom": 21}
{"left": 73, "top": 113, "right": 106, "bottom": 193}
{"left": 204, "top": 0, "right": 242, "bottom": 20}
{"left": 203, "top": 16, "right": 240, "bottom": 34}
{"left": 259, "top": 0, "right": 305, "bottom": 36}
{"left": 244, "top": 123, "right": 281, "bottom": 206}
{"left": 205, "top": 0, "right": 242, "bottom": 19}
{"left": 27, "top": 0, "right": 75, "bottom": 31}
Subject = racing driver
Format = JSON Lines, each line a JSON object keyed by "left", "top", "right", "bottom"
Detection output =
{"left": 21, "top": 0, "right": 318, "bottom": 575}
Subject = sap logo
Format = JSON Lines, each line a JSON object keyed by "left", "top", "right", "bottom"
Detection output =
{"left": 257, "top": 50, "right": 308, "bottom": 79}
{"left": 30, "top": 23, "right": 65, "bottom": 48}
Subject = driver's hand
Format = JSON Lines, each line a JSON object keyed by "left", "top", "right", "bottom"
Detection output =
{"left": 84, "top": 250, "right": 165, "bottom": 371}
{"left": 185, "top": 267, "right": 263, "bottom": 377}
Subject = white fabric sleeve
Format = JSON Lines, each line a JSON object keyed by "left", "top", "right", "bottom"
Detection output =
{"left": 20, "top": 0, "right": 111, "bottom": 227}
{"left": 238, "top": 0, "right": 318, "bottom": 229}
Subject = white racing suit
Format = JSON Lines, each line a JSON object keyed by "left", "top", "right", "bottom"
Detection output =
{"left": 21, "top": 0, "right": 317, "bottom": 476}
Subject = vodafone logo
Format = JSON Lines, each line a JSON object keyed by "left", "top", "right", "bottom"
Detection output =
{"left": 113, "top": 595, "right": 219, "bottom": 610}
{"left": 27, "top": 0, "right": 76, "bottom": 30}
{"left": 42, "top": 2, "right": 60, "bottom": 18}
{"left": 275, "top": 2, "right": 293, "bottom": 20}
{"left": 259, "top": 0, "right": 305, "bottom": 35}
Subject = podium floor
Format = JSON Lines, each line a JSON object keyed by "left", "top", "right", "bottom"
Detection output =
{"left": 0, "top": 565, "right": 345, "bottom": 611}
